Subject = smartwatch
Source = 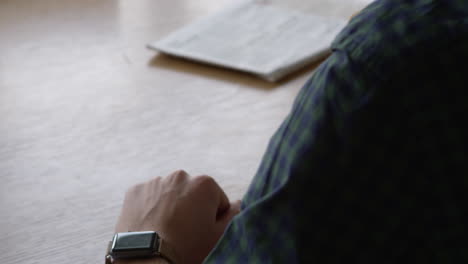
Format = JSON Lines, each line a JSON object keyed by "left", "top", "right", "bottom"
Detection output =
{"left": 105, "top": 231, "right": 179, "bottom": 264}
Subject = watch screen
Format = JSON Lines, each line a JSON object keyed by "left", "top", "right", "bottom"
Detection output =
{"left": 113, "top": 231, "right": 157, "bottom": 252}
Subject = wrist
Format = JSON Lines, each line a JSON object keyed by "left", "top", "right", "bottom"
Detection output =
{"left": 107, "top": 231, "right": 180, "bottom": 264}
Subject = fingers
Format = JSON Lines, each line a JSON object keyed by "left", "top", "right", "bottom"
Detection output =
{"left": 215, "top": 200, "right": 241, "bottom": 233}
{"left": 163, "top": 171, "right": 237, "bottom": 223}
{"left": 228, "top": 200, "right": 242, "bottom": 219}
{"left": 215, "top": 181, "right": 230, "bottom": 220}
{"left": 218, "top": 200, "right": 241, "bottom": 223}
{"left": 191, "top": 175, "right": 230, "bottom": 218}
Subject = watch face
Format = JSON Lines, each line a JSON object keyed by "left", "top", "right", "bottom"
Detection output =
{"left": 111, "top": 231, "right": 159, "bottom": 258}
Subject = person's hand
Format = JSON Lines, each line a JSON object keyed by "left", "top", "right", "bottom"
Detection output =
{"left": 115, "top": 170, "right": 241, "bottom": 264}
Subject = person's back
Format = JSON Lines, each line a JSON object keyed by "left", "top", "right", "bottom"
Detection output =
{"left": 205, "top": 0, "right": 468, "bottom": 262}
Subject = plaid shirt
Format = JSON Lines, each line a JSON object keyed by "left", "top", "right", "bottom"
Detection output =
{"left": 205, "top": 0, "right": 468, "bottom": 263}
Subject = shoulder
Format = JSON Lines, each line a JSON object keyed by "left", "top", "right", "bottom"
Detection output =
{"left": 330, "top": 0, "right": 468, "bottom": 81}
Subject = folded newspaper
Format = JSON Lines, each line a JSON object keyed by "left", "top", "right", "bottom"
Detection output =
{"left": 148, "top": 0, "right": 347, "bottom": 82}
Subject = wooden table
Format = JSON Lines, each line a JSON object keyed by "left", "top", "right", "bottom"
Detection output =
{"left": 0, "top": 0, "right": 371, "bottom": 263}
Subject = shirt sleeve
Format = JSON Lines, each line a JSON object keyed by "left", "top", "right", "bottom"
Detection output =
{"left": 203, "top": 47, "right": 375, "bottom": 263}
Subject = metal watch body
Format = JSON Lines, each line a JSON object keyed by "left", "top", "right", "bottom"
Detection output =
{"left": 106, "top": 231, "right": 161, "bottom": 263}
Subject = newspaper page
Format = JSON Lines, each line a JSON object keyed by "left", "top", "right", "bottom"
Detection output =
{"left": 148, "top": 0, "right": 347, "bottom": 81}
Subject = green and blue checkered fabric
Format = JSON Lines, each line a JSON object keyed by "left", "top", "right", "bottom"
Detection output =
{"left": 205, "top": 0, "right": 468, "bottom": 262}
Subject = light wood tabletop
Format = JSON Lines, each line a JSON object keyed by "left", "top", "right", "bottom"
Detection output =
{"left": 0, "top": 0, "right": 372, "bottom": 263}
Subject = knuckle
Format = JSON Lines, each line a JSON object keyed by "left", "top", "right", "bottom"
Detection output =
{"left": 193, "top": 175, "right": 216, "bottom": 188}
{"left": 173, "top": 169, "right": 188, "bottom": 176}
{"left": 170, "top": 170, "right": 189, "bottom": 182}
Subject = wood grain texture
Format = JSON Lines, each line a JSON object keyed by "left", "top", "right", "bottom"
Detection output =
{"left": 0, "top": 0, "right": 373, "bottom": 263}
